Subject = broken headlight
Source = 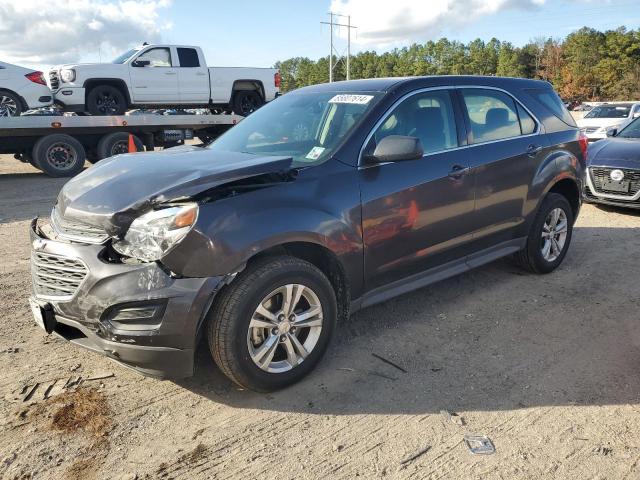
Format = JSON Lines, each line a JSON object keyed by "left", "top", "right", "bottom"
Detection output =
{"left": 112, "top": 204, "right": 198, "bottom": 262}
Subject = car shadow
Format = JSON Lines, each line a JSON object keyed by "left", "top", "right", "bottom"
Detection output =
{"left": 176, "top": 224, "right": 640, "bottom": 414}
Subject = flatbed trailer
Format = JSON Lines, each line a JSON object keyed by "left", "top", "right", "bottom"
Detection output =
{"left": 0, "top": 113, "right": 243, "bottom": 177}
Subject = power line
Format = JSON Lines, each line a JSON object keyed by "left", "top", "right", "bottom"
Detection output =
{"left": 321, "top": 12, "right": 357, "bottom": 82}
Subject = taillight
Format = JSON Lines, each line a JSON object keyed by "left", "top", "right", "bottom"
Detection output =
{"left": 274, "top": 71, "right": 281, "bottom": 89}
{"left": 578, "top": 131, "right": 588, "bottom": 159}
{"left": 25, "top": 71, "right": 46, "bottom": 86}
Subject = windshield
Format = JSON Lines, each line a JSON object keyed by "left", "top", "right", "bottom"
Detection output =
{"left": 112, "top": 49, "right": 139, "bottom": 64}
{"left": 617, "top": 117, "right": 640, "bottom": 139}
{"left": 584, "top": 105, "right": 632, "bottom": 119}
{"left": 209, "top": 91, "right": 382, "bottom": 166}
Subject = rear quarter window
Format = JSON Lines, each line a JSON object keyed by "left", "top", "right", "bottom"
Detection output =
{"left": 526, "top": 88, "right": 576, "bottom": 127}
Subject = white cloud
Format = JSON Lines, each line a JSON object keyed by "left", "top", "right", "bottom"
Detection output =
{"left": 329, "top": 0, "right": 546, "bottom": 46}
{"left": 0, "top": 0, "right": 172, "bottom": 68}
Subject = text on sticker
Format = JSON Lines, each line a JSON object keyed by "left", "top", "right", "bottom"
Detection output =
{"left": 329, "top": 94, "right": 374, "bottom": 105}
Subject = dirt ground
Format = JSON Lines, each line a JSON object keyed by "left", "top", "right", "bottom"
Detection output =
{"left": 1, "top": 154, "right": 640, "bottom": 480}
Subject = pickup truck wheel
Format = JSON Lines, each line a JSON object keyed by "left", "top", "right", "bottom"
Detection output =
{"left": 87, "top": 85, "right": 127, "bottom": 116}
{"left": 232, "top": 90, "right": 263, "bottom": 116}
{"left": 207, "top": 256, "right": 337, "bottom": 392}
{"left": 513, "top": 193, "right": 574, "bottom": 274}
{"left": 32, "top": 134, "right": 86, "bottom": 177}
{"left": 96, "top": 132, "right": 144, "bottom": 160}
{"left": 0, "top": 91, "right": 22, "bottom": 117}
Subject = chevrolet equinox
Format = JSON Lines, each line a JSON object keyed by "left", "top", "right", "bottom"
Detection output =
{"left": 29, "top": 76, "right": 586, "bottom": 391}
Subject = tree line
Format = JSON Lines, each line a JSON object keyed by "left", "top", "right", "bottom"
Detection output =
{"left": 275, "top": 27, "right": 640, "bottom": 102}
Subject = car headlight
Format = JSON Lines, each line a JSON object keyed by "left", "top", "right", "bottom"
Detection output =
{"left": 112, "top": 204, "right": 198, "bottom": 262}
{"left": 60, "top": 69, "right": 76, "bottom": 83}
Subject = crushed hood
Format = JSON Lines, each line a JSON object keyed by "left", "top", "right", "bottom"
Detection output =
{"left": 56, "top": 147, "right": 292, "bottom": 234}
{"left": 587, "top": 138, "right": 640, "bottom": 169}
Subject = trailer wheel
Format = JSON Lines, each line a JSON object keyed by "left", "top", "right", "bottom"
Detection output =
{"left": 232, "top": 90, "right": 263, "bottom": 116}
{"left": 96, "top": 132, "right": 144, "bottom": 161}
{"left": 32, "top": 134, "right": 86, "bottom": 177}
{"left": 86, "top": 85, "right": 127, "bottom": 115}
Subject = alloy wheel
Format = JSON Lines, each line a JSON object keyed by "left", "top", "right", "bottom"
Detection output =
{"left": 0, "top": 95, "right": 19, "bottom": 117}
{"left": 247, "top": 284, "right": 324, "bottom": 373}
{"left": 540, "top": 207, "right": 568, "bottom": 262}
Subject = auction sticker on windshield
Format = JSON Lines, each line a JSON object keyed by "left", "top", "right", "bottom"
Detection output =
{"left": 329, "top": 94, "right": 374, "bottom": 104}
{"left": 305, "top": 146, "right": 326, "bottom": 160}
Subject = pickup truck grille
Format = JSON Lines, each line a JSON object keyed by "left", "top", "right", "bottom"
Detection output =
{"left": 590, "top": 167, "right": 640, "bottom": 197}
{"left": 31, "top": 251, "right": 88, "bottom": 299}
{"left": 49, "top": 70, "right": 59, "bottom": 90}
{"left": 50, "top": 207, "right": 109, "bottom": 244}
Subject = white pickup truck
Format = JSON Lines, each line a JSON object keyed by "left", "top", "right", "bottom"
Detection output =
{"left": 48, "top": 44, "right": 280, "bottom": 116}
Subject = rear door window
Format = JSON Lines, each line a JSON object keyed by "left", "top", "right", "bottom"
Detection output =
{"left": 177, "top": 48, "right": 200, "bottom": 67}
{"left": 460, "top": 89, "right": 524, "bottom": 144}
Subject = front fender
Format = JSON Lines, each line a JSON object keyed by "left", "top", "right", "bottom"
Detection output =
{"left": 160, "top": 161, "right": 363, "bottom": 293}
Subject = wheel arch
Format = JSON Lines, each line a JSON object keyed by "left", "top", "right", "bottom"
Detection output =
{"left": 230, "top": 79, "right": 265, "bottom": 103}
{"left": 547, "top": 177, "right": 581, "bottom": 218}
{"left": 83, "top": 78, "right": 131, "bottom": 105}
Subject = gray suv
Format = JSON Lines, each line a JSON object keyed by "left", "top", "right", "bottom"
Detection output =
{"left": 29, "top": 76, "right": 586, "bottom": 391}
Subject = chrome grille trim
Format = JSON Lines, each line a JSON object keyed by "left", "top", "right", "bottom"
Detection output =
{"left": 31, "top": 251, "right": 88, "bottom": 300}
{"left": 589, "top": 166, "right": 640, "bottom": 198}
{"left": 49, "top": 70, "right": 60, "bottom": 90}
{"left": 50, "top": 207, "right": 109, "bottom": 244}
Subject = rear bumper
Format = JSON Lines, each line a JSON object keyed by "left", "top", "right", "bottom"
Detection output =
{"left": 29, "top": 218, "right": 224, "bottom": 378}
{"left": 17, "top": 82, "right": 53, "bottom": 110}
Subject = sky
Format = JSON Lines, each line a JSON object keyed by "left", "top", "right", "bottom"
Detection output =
{"left": 0, "top": 0, "right": 638, "bottom": 70}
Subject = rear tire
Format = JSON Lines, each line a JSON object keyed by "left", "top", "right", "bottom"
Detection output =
{"left": 513, "top": 193, "right": 574, "bottom": 274}
{"left": 231, "top": 90, "right": 263, "bottom": 116}
{"left": 96, "top": 132, "right": 144, "bottom": 161}
{"left": 207, "top": 256, "right": 337, "bottom": 392}
{"left": 86, "top": 85, "right": 127, "bottom": 115}
{"left": 32, "top": 134, "right": 86, "bottom": 177}
{"left": 0, "top": 91, "right": 23, "bottom": 117}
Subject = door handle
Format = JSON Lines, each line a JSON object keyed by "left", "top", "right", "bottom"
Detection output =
{"left": 448, "top": 164, "right": 470, "bottom": 179}
{"left": 164, "top": 71, "right": 177, "bottom": 75}
{"left": 527, "top": 144, "right": 543, "bottom": 157}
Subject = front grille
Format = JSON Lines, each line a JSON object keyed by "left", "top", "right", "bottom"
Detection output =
{"left": 51, "top": 207, "right": 109, "bottom": 244}
{"left": 590, "top": 167, "right": 640, "bottom": 197}
{"left": 583, "top": 127, "right": 599, "bottom": 134}
{"left": 49, "top": 71, "right": 59, "bottom": 90}
{"left": 31, "top": 252, "right": 88, "bottom": 299}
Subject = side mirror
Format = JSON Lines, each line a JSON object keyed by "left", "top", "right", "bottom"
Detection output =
{"left": 633, "top": 112, "right": 640, "bottom": 118}
{"left": 132, "top": 59, "right": 151, "bottom": 67}
{"left": 606, "top": 128, "right": 617, "bottom": 137}
{"left": 365, "top": 135, "right": 424, "bottom": 164}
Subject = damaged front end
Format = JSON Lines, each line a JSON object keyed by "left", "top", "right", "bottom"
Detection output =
{"left": 28, "top": 148, "right": 297, "bottom": 378}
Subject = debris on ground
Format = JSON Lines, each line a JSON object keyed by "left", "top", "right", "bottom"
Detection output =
{"left": 3, "top": 346, "right": 20, "bottom": 353}
{"left": 594, "top": 445, "right": 613, "bottom": 456}
{"left": 371, "top": 353, "right": 408, "bottom": 373}
{"left": 48, "top": 388, "right": 112, "bottom": 438}
{"left": 367, "top": 370, "right": 398, "bottom": 381}
{"left": 70, "top": 363, "right": 81, "bottom": 372}
{"left": 400, "top": 445, "right": 431, "bottom": 465}
{"left": 464, "top": 435, "right": 496, "bottom": 455}
{"left": 441, "top": 409, "right": 465, "bottom": 426}
{"left": 85, "top": 372, "right": 115, "bottom": 382}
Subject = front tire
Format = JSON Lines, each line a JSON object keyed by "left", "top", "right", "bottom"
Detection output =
{"left": 86, "top": 85, "right": 127, "bottom": 115}
{"left": 207, "top": 256, "right": 337, "bottom": 392}
{"left": 514, "top": 193, "right": 574, "bottom": 274}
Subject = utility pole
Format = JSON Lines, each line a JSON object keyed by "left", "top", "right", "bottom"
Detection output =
{"left": 321, "top": 13, "right": 357, "bottom": 82}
